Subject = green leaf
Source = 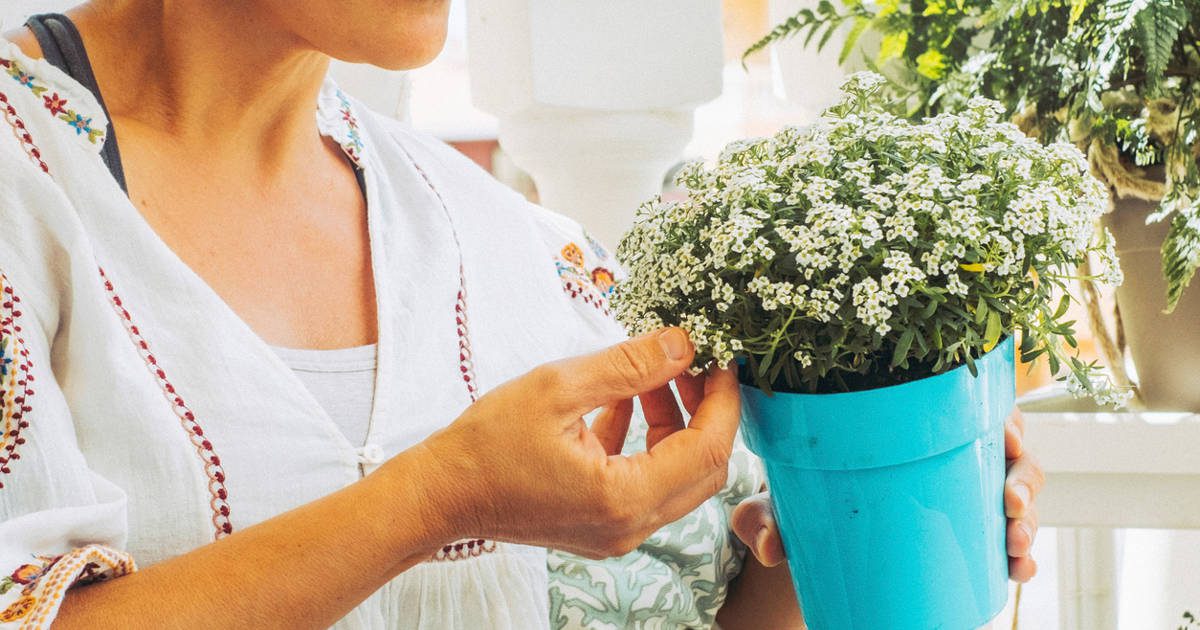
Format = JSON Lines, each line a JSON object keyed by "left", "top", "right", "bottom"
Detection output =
{"left": 839, "top": 16, "right": 870, "bottom": 64}
{"left": 919, "top": 298, "right": 939, "bottom": 319}
{"left": 1053, "top": 293, "right": 1072, "bottom": 320}
{"left": 975, "top": 296, "right": 990, "bottom": 325}
{"left": 878, "top": 31, "right": 909, "bottom": 62}
{"left": 892, "top": 329, "right": 916, "bottom": 367}
{"left": 742, "top": 9, "right": 821, "bottom": 66}
{"left": 1134, "top": 0, "right": 1187, "bottom": 92}
{"left": 1163, "top": 209, "right": 1200, "bottom": 312}
{"left": 817, "top": 21, "right": 841, "bottom": 51}
{"left": 984, "top": 310, "right": 1003, "bottom": 352}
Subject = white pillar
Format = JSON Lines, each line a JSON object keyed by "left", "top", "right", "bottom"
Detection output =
{"left": 768, "top": 0, "right": 879, "bottom": 123}
{"left": 467, "top": 0, "right": 724, "bottom": 246}
{"left": 1057, "top": 528, "right": 1119, "bottom": 629}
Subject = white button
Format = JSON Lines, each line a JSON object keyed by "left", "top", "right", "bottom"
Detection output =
{"left": 356, "top": 444, "right": 385, "bottom": 465}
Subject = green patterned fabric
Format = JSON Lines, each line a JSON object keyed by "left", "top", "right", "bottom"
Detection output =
{"left": 548, "top": 414, "right": 765, "bottom": 630}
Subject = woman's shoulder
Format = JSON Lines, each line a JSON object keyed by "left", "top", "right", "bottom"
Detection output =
{"left": 0, "top": 39, "right": 111, "bottom": 166}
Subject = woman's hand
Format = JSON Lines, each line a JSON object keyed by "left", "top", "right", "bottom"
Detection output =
{"left": 730, "top": 410, "right": 1045, "bottom": 581}
{"left": 414, "top": 328, "right": 741, "bottom": 559}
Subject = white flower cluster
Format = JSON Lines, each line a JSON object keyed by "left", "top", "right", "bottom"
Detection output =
{"left": 615, "top": 72, "right": 1124, "bottom": 400}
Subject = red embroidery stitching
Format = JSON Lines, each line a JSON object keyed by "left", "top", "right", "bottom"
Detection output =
{"left": 400, "top": 153, "right": 482, "bottom": 403}
{"left": 395, "top": 146, "right": 501, "bottom": 561}
{"left": 0, "top": 276, "right": 35, "bottom": 488}
{"left": 432, "top": 539, "right": 497, "bottom": 562}
{"left": 454, "top": 265, "right": 478, "bottom": 403}
{"left": 0, "top": 90, "right": 50, "bottom": 174}
{"left": 98, "top": 267, "right": 233, "bottom": 540}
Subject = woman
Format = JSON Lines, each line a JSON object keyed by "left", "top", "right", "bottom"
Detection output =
{"left": 0, "top": 2, "right": 1043, "bottom": 628}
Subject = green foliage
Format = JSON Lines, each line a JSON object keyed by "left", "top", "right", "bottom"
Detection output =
{"left": 1181, "top": 610, "right": 1199, "bottom": 630}
{"left": 741, "top": 1, "right": 871, "bottom": 67}
{"left": 614, "top": 76, "right": 1125, "bottom": 402}
{"left": 746, "top": 0, "right": 1200, "bottom": 312}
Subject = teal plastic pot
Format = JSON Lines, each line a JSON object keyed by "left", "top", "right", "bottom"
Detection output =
{"left": 740, "top": 337, "right": 1014, "bottom": 630}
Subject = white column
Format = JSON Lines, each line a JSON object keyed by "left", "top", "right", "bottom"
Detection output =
{"left": 466, "top": 0, "right": 724, "bottom": 246}
{"left": 1057, "top": 528, "right": 1119, "bottom": 630}
{"left": 768, "top": 0, "right": 880, "bottom": 122}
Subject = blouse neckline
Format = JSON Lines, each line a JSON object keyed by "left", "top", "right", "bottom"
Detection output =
{"left": 0, "top": 38, "right": 368, "bottom": 169}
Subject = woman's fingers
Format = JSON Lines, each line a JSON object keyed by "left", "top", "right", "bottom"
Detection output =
{"left": 1004, "top": 451, "right": 1045, "bottom": 519}
{"left": 640, "top": 384, "right": 686, "bottom": 450}
{"left": 1003, "top": 412, "right": 1043, "bottom": 583}
{"left": 1007, "top": 504, "right": 1039, "bottom": 558}
{"left": 1009, "top": 555, "right": 1038, "bottom": 583}
{"left": 731, "top": 493, "right": 787, "bottom": 567}
{"left": 616, "top": 367, "right": 741, "bottom": 523}
{"left": 1005, "top": 413, "right": 1024, "bottom": 460}
{"left": 675, "top": 371, "right": 706, "bottom": 416}
{"left": 542, "top": 328, "right": 695, "bottom": 417}
{"left": 591, "top": 399, "right": 634, "bottom": 455}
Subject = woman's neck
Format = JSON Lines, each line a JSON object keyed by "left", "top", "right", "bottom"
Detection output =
{"left": 70, "top": 0, "right": 331, "bottom": 173}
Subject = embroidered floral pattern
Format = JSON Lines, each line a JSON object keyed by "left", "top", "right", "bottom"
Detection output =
{"left": 585, "top": 233, "right": 609, "bottom": 260}
{"left": 0, "top": 90, "right": 50, "bottom": 174}
{"left": 335, "top": 90, "right": 365, "bottom": 168}
{"left": 590, "top": 267, "right": 616, "bottom": 296}
{"left": 0, "top": 546, "right": 135, "bottom": 628}
{"left": 555, "top": 242, "right": 614, "bottom": 316}
{"left": 99, "top": 267, "right": 233, "bottom": 540}
{"left": 0, "top": 274, "right": 35, "bottom": 488}
{"left": 560, "top": 243, "right": 585, "bottom": 268}
{"left": 0, "top": 58, "right": 104, "bottom": 144}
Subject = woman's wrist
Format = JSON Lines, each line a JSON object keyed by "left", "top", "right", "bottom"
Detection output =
{"left": 365, "top": 445, "right": 467, "bottom": 564}
{"left": 373, "top": 428, "right": 503, "bottom": 551}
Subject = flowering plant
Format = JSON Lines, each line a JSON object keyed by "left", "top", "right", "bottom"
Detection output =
{"left": 745, "top": 0, "right": 1200, "bottom": 312}
{"left": 614, "top": 73, "right": 1127, "bottom": 404}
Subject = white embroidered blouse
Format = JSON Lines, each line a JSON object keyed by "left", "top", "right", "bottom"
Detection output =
{"left": 0, "top": 41, "right": 762, "bottom": 630}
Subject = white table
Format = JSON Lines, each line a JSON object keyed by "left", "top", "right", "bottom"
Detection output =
{"left": 1023, "top": 405, "right": 1200, "bottom": 629}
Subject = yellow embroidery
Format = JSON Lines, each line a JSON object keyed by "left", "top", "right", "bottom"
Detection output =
{"left": 0, "top": 594, "right": 36, "bottom": 622}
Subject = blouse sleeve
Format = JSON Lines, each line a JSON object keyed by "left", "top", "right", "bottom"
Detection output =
{"left": 533, "top": 205, "right": 768, "bottom": 627}
{"left": 0, "top": 270, "right": 135, "bottom": 628}
{"left": 529, "top": 204, "right": 629, "bottom": 344}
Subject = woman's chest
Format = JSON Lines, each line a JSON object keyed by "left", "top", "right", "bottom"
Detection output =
{"left": 125, "top": 161, "right": 379, "bottom": 349}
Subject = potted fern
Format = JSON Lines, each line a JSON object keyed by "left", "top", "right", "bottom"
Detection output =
{"left": 746, "top": 0, "right": 1200, "bottom": 411}
{"left": 614, "top": 74, "right": 1124, "bottom": 629}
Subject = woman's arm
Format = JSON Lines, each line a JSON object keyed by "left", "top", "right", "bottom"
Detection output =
{"left": 56, "top": 448, "right": 451, "bottom": 629}
{"left": 47, "top": 329, "right": 740, "bottom": 629}
{"left": 716, "top": 553, "right": 805, "bottom": 630}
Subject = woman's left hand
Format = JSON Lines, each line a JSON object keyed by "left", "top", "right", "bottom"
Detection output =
{"left": 730, "top": 409, "right": 1044, "bottom": 582}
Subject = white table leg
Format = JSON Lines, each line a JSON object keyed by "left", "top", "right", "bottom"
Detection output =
{"left": 1057, "top": 527, "right": 1119, "bottom": 630}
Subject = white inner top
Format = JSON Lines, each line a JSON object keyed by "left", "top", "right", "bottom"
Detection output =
{"left": 270, "top": 344, "right": 378, "bottom": 448}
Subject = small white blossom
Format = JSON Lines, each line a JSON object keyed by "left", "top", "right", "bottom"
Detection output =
{"left": 613, "top": 72, "right": 1124, "bottom": 402}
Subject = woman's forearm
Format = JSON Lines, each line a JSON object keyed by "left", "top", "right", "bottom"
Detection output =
{"left": 716, "top": 554, "right": 805, "bottom": 630}
{"left": 54, "top": 448, "right": 456, "bottom": 630}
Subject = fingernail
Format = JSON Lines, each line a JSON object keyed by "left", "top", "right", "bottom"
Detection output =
{"left": 1020, "top": 522, "right": 1034, "bottom": 546}
{"left": 658, "top": 328, "right": 689, "bottom": 361}
{"left": 1014, "top": 483, "right": 1031, "bottom": 510}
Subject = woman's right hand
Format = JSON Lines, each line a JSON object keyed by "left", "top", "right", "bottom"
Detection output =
{"left": 413, "top": 327, "right": 740, "bottom": 559}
